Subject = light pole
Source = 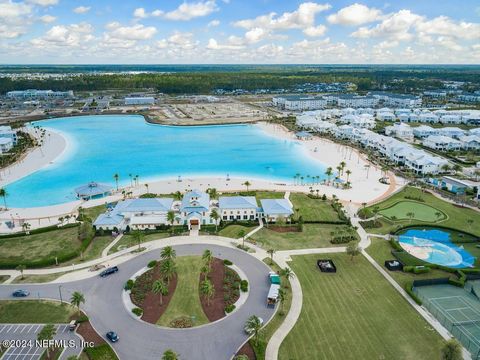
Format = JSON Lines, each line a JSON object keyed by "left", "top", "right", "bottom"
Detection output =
{"left": 58, "top": 285, "right": 63, "bottom": 304}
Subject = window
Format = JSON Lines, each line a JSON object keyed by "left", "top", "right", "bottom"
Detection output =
{"left": 243, "top": 215, "right": 248, "bottom": 220}
{"left": 223, "top": 216, "right": 227, "bottom": 220}
{"left": 229, "top": 216, "right": 234, "bottom": 220}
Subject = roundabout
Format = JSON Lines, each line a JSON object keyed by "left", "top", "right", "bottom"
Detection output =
{"left": 0, "top": 243, "right": 276, "bottom": 360}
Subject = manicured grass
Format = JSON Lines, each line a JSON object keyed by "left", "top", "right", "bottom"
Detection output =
{"left": 108, "top": 232, "right": 170, "bottom": 254}
{"left": 157, "top": 256, "right": 209, "bottom": 327}
{"left": 218, "top": 224, "right": 256, "bottom": 238}
{"left": 250, "top": 224, "right": 358, "bottom": 250}
{"left": 379, "top": 201, "right": 445, "bottom": 222}
{"left": 289, "top": 193, "right": 341, "bottom": 222}
{"left": 0, "top": 227, "right": 82, "bottom": 264}
{"left": 279, "top": 253, "right": 443, "bottom": 360}
{"left": 0, "top": 275, "right": 9, "bottom": 283}
{"left": 365, "top": 237, "right": 452, "bottom": 288}
{"left": 84, "top": 344, "right": 119, "bottom": 360}
{"left": 364, "top": 187, "right": 480, "bottom": 236}
{"left": 13, "top": 272, "right": 69, "bottom": 284}
{"left": 81, "top": 236, "right": 115, "bottom": 261}
{"left": 82, "top": 204, "right": 110, "bottom": 222}
{"left": 0, "top": 301, "right": 76, "bottom": 323}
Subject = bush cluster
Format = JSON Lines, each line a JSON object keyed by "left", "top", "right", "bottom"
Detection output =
{"left": 124, "top": 279, "right": 135, "bottom": 291}
{"left": 147, "top": 260, "right": 157, "bottom": 268}
{"left": 223, "top": 267, "right": 241, "bottom": 306}
{"left": 240, "top": 280, "right": 248, "bottom": 292}
{"left": 223, "top": 259, "right": 233, "bottom": 266}
{"left": 225, "top": 304, "right": 236, "bottom": 313}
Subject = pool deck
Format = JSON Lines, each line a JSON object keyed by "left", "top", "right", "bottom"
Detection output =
{"left": 0, "top": 120, "right": 402, "bottom": 232}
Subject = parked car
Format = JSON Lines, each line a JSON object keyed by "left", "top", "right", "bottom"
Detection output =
{"left": 99, "top": 266, "right": 119, "bottom": 277}
{"left": 68, "top": 320, "right": 77, "bottom": 331}
{"left": 12, "top": 289, "right": 30, "bottom": 297}
{"left": 106, "top": 331, "right": 119, "bottom": 343}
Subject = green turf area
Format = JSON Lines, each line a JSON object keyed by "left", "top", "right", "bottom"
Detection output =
{"left": 84, "top": 344, "right": 119, "bottom": 360}
{"left": 81, "top": 236, "right": 114, "bottom": 261}
{"left": 82, "top": 204, "right": 109, "bottom": 222}
{"left": 250, "top": 224, "right": 358, "bottom": 250}
{"left": 379, "top": 201, "right": 446, "bottom": 222}
{"left": 218, "top": 224, "right": 256, "bottom": 238}
{"left": 289, "top": 193, "right": 342, "bottom": 222}
{"left": 108, "top": 232, "right": 170, "bottom": 254}
{"left": 12, "top": 272, "right": 69, "bottom": 284}
{"left": 0, "top": 301, "right": 76, "bottom": 323}
{"left": 365, "top": 237, "right": 452, "bottom": 287}
{"left": 0, "top": 227, "right": 82, "bottom": 265}
{"left": 364, "top": 187, "right": 480, "bottom": 236}
{"left": 0, "top": 276, "right": 9, "bottom": 283}
{"left": 250, "top": 259, "right": 293, "bottom": 360}
{"left": 157, "top": 256, "right": 209, "bottom": 327}
{"left": 279, "top": 253, "right": 443, "bottom": 360}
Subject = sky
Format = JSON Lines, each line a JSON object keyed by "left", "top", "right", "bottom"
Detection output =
{"left": 0, "top": 0, "right": 479, "bottom": 64}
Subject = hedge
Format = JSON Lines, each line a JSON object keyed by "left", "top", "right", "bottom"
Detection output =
{"left": 0, "top": 223, "right": 79, "bottom": 239}
{"left": 405, "top": 283, "right": 422, "bottom": 305}
{"left": 225, "top": 304, "right": 236, "bottom": 313}
{"left": 240, "top": 280, "right": 248, "bottom": 292}
{"left": 392, "top": 224, "right": 480, "bottom": 240}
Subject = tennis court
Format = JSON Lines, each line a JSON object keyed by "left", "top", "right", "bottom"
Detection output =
{"left": 415, "top": 283, "right": 480, "bottom": 358}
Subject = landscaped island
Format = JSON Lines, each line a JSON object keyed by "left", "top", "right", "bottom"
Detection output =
{"left": 128, "top": 247, "right": 245, "bottom": 327}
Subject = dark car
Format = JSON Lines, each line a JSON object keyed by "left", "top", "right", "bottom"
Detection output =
{"left": 12, "top": 289, "right": 30, "bottom": 297}
{"left": 99, "top": 266, "right": 119, "bottom": 277}
{"left": 106, "top": 331, "right": 119, "bottom": 343}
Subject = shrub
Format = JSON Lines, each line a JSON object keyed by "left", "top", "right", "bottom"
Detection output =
{"left": 404, "top": 283, "right": 422, "bottom": 305}
{"left": 124, "top": 279, "right": 135, "bottom": 291}
{"left": 224, "top": 294, "right": 231, "bottom": 302}
{"left": 413, "top": 266, "right": 430, "bottom": 274}
{"left": 132, "top": 307, "right": 143, "bottom": 316}
{"left": 225, "top": 304, "right": 236, "bottom": 313}
{"left": 76, "top": 314, "right": 89, "bottom": 323}
{"left": 223, "top": 259, "right": 233, "bottom": 266}
{"left": 147, "top": 260, "right": 157, "bottom": 268}
{"left": 240, "top": 280, "right": 248, "bottom": 292}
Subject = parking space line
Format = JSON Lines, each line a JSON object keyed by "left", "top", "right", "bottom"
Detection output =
{"left": 0, "top": 325, "right": 6, "bottom": 333}
{"left": 27, "top": 324, "right": 34, "bottom": 333}
{"left": 6, "top": 325, "right": 13, "bottom": 333}
{"left": 12, "top": 325, "right": 20, "bottom": 333}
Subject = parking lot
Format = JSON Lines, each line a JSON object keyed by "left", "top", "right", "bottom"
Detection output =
{"left": 0, "top": 324, "right": 82, "bottom": 360}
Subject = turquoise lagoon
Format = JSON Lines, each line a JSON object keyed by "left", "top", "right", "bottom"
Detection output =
{"left": 6, "top": 115, "right": 328, "bottom": 207}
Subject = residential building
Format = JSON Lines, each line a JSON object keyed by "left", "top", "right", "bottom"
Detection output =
{"left": 371, "top": 92, "right": 422, "bottom": 107}
{"left": 457, "top": 92, "right": 480, "bottom": 103}
{"left": 459, "top": 135, "right": 480, "bottom": 150}
{"left": 405, "top": 153, "right": 449, "bottom": 175}
{"left": 335, "top": 94, "right": 379, "bottom": 108}
{"left": 423, "top": 90, "right": 447, "bottom": 98}
{"left": 437, "top": 127, "right": 465, "bottom": 139}
{"left": 377, "top": 112, "right": 396, "bottom": 121}
{"left": 423, "top": 135, "right": 462, "bottom": 151}
{"left": 418, "top": 113, "right": 439, "bottom": 123}
{"left": 413, "top": 125, "right": 438, "bottom": 138}
{"left": 272, "top": 95, "right": 327, "bottom": 111}
{"left": 179, "top": 190, "right": 213, "bottom": 229}
{"left": 125, "top": 97, "right": 155, "bottom": 105}
{"left": 0, "top": 138, "right": 14, "bottom": 153}
{"left": 218, "top": 196, "right": 259, "bottom": 221}
{"left": 440, "top": 176, "right": 479, "bottom": 195}
{"left": 6, "top": 89, "right": 74, "bottom": 99}
{"left": 385, "top": 123, "right": 414, "bottom": 141}
{"left": 260, "top": 199, "right": 294, "bottom": 222}
{"left": 0, "top": 126, "right": 17, "bottom": 146}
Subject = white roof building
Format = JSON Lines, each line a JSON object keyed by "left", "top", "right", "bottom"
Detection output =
{"left": 437, "top": 127, "right": 465, "bottom": 139}
{"left": 385, "top": 123, "right": 414, "bottom": 141}
{"left": 423, "top": 135, "right": 462, "bottom": 151}
{"left": 413, "top": 125, "right": 438, "bottom": 138}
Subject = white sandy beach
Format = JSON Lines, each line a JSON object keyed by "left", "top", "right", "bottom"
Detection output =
{"left": 0, "top": 120, "right": 401, "bottom": 232}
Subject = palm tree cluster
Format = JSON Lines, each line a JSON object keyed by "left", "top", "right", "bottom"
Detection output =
{"left": 160, "top": 246, "right": 177, "bottom": 286}
{"left": 200, "top": 249, "right": 215, "bottom": 305}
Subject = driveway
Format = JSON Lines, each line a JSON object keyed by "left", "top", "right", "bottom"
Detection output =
{"left": 0, "top": 244, "right": 275, "bottom": 360}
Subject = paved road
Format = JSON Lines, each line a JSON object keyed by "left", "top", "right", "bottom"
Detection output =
{"left": 0, "top": 244, "right": 275, "bottom": 360}
{"left": 0, "top": 324, "right": 83, "bottom": 360}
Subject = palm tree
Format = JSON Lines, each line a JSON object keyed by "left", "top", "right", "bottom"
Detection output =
{"left": 242, "top": 181, "right": 251, "bottom": 192}
{"left": 267, "top": 249, "right": 276, "bottom": 264}
{"left": 244, "top": 315, "right": 263, "bottom": 345}
{"left": 22, "top": 222, "right": 31, "bottom": 233}
{"left": 16, "top": 264, "right": 26, "bottom": 280}
{"left": 347, "top": 241, "right": 361, "bottom": 262}
{"left": 441, "top": 163, "right": 451, "bottom": 173}
{"left": 162, "top": 349, "right": 180, "bottom": 360}
{"left": 325, "top": 167, "right": 333, "bottom": 184}
{"left": 113, "top": 173, "right": 119, "bottom": 191}
{"left": 406, "top": 212, "right": 415, "bottom": 223}
{"left": 372, "top": 206, "right": 380, "bottom": 225}
{"left": 37, "top": 324, "right": 56, "bottom": 358}
{"left": 339, "top": 161, "right": 346, "bottom": 175}
{"left": 200, "top": 279, "right": 215, "bottom": 305}
{"left": 145, "top": 183, "right": 149, "bottom": 194}
{"left": 70, "top": 291, "right": 85, "bottom": 315}
{"left": 173, "top": 191, "right": 182, "bottom": 201}
{"left": 132, "top": 230, "right": 144, "bottom": 251}
{"left": 167, "top": 210, "right": 176, "bottom": 231}
{"left": 202, "top": 249, "right": 213, "bottom": 267}
{"left": 160, "top": 246, "right": 176, "bottom": 262}
{"left": 207, "top": 188, "right": 218, "bottom": 199}
{"left": 345, "top": 169, "right": 352, "bottom": 183}
{"left": 210, "top": 209, "right": 219, "bottom": 232}
{"left": 452, "top": 164, "right": 463, "bottom": 174}
{"left": 281, "top": 267, "right": 295, "bottom": 282}
{"left": 238, "top": 229, "right": 247, "bottom": 248}
{"left": 161, "top": 259, "right": 177, "bottom": 285}
{"left": 300, "top": 176, "right": 304, "bottom": 185}
{"left": 152, "top": 280, "right": 168, "bottom": 305}
{"left": 0, "top": 188, "right": 7, "bottom": 209}
{"left": 128, "top": 173, "right": 133, "bottom": 187}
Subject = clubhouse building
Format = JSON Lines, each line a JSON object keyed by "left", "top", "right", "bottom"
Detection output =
{"left": 94, "top": 190, "right": 293, "bottom": 232}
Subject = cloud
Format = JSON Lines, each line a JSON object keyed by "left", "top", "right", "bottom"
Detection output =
{"left": 133, "top": 7, "right": 148, "bottom": 18}
{"left": 105, "top": 22, "right": 157, "bottom": 41}
{"left": 207, "top": 38, "right": 243, "bottom": 50}
{"left": 31, "top": 22, "right": 94, "bottom": 48}
{"left": 0, "top": 1, "right": 31, "bottom": 19}
{"left": 0, "top": 0, "right": 32, "bottom": 38}
{"left": 207, "top": 19, "right": 220, "bottom": 27}
{"left": 234, "top": 2, "right": 331, "bottom": 31}
{"left": 415, "top": 16, "right": 480, "bottom": 40}
{"left": 351, "top": 10, "right": 423, "bottom": 41}
{"left": 74, "top": 6, "right": 91, "bottom": 14}
{"left": 26, "top": 0, "right": 58, "bottom": 6}
{"left": 39, "top": 14, "right": 56, "bottom": 23}
{"left": 164, "top": 1, "right": 218, "bottom": 21}
{"left": 327, "top": 3, "right": 382, "bottom": 26}
{"left": 303, "top": 25, "right": 327, "bottom": 37}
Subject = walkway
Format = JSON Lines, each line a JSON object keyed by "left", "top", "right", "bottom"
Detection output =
{"left": 101, "top": 233, "right": 123, "bottom": 257}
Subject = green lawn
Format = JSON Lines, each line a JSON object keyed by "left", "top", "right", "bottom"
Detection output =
{"left": 81, "top": 236, "right": 114, "bottom": 261}
{"left": 13, "top": 272, "right": 69, "bottom": 284}
{"left": 365, "top": 237, "right": 452, "bottom": 288}
{"left": 108, "top": 232, "right": 170, "bottom": 254}
{"left": 157, "top": 256, "right": 209, "bottom": 327}
{"left": 84, "top": 344, "right": 119, "bottom": 360}
{"left": 0, "top": 301, "right": 76, "bottom": 323}
{"left": 289, "top": 193, "right": 341, "bottom": 222}
{"left": 0, "top": 276, "right": 9, "bottom": 283}
{"left": 379, "top": 201, "right": 445, "bottom": 222}
{"left": 364, "top": 187, "right": 480, "bottom": 236}
{"left": 279, "top": 253, "right": 443, "bottom": 360}
{"left": 250, "top": 224, "right": 358, "bottom": 250}
{"left": 218, "top": 224, "right": 257, "bottom": 238}
{"left": 0, "top": 227, "right": 82, "bottom": 265}
{"left": 82, "top": 204, "right": 110, "bottom": 222}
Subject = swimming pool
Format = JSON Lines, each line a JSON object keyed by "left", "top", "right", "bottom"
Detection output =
{"left": 5, "top": 115, "right": 328, "bottom": 208}
{"left": 398, "top": 228, "right": 475, "bottom": 268}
